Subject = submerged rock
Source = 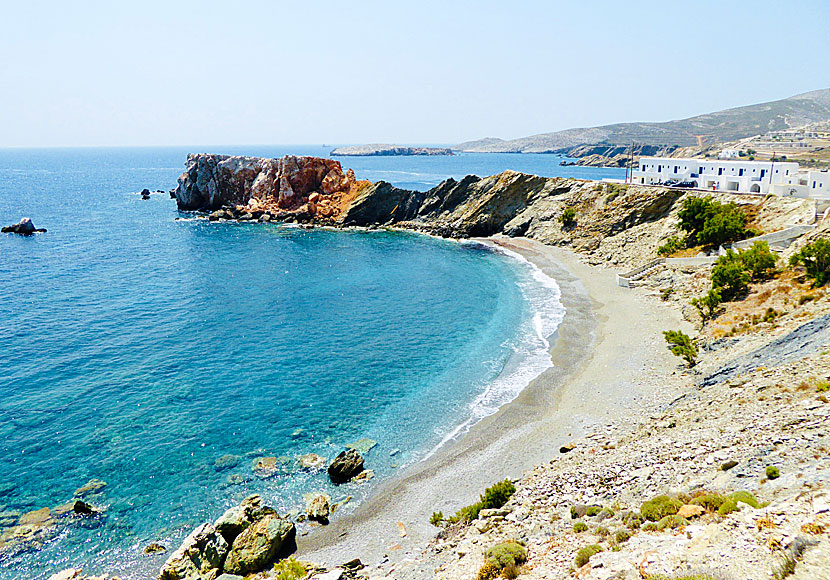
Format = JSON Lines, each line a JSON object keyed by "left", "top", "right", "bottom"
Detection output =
{"left": 223, "top": 514, "right": 295, "bottom": 575}
{"left": 213, "top": 455, "right": 241, "bottom": 472}
{"left": 73, "top": 479, "right": 107, "bottom": 498}
{"left": 297, "top": 453, "right": 326, "bottom": 470}
{"left": 327, "top": 449, "right": 365, "bottom": 484}
{"left": 144, "top": 542, "right": 166, "bottom": 554}
{"left": 346, "top": 438, "right": 377, "bottom": 454}
{"left": 2, "top": 217, "right": 46, "bottom": 235}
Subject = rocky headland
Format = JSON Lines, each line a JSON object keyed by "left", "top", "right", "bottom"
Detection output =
{"left": 49, "top": 154, "right": 830, "bottom": 580}
{"left": 330, "top": 145, "right": 454, "bottom": 157}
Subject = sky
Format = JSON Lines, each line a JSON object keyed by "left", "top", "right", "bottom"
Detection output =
{"left": 1, "top": 0, "right": 829, "bottom": 147}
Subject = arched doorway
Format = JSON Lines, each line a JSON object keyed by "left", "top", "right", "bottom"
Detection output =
{"left": 750, "top": 183, "right": 761, "bottom": 193}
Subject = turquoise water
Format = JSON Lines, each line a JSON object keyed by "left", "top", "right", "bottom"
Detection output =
{"left": 0, "top": 148, "right": 612, "bottom": 578}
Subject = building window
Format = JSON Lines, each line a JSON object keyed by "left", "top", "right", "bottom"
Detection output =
{"left": 739, "top": 169, "right": 744, "bottom": 176}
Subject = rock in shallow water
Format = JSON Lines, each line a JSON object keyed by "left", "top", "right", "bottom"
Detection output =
{"left": 327, "top": 449, "right": 364, "bottom": 484}
{"left": 304, "top": 493, "right": 330, "bottom": 523}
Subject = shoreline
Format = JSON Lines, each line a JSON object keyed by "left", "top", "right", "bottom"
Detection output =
{"left": 295, "top": 236, "right": 689, "bottom": 567}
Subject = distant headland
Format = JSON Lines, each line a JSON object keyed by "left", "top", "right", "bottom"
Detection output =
{"left": 330, "top": 144, "right": 454, "bottom": 156}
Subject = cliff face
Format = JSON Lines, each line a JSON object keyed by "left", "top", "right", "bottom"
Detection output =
{"left": 174, "top": 154, "right": 355, "bottom": 211}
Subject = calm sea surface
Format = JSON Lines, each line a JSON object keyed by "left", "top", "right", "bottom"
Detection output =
{"left": 0, "top": 147, "right": 622, "bottom": 578}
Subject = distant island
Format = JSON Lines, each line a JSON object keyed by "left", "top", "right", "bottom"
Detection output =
{"left": 330, "top": 144, "right": 454, "bottom": 156}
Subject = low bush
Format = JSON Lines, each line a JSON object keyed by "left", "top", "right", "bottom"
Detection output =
{"left": 712, "top": 250, "right": 751, "bottom": 300}
{"left": 692, "top": 288, "right": 722, "bottom": 321}
{"left": 663, "top": 330, "right": 698, "bottom": 367}
{"left": 574, "top": 544, "right": 603, "bottom": 568}
{"left": 660, "top": 287, "right": 675, "bottom": 301}
{"left": 790, "top": 238, "right": 830, "bottom": 286}
{"left": 573, "top": 521, "right": 588, "bottom": 533}
{"left": 656, "top": 514, "right": 689, "bottom": 530}
{"left": 658, "top": 235, "right": 686, "bottom": 257}
{"left": 447, "top": 479, "right": 516, "bottom": 523}
{"left": 799, "top": 294, "right": 816, "bottom": 305}
{"left": 766, "top": 466, "right": 780, "bottom": 480}
{"left": 478, "top": 541, "right": 527, "bottom": 579}
{"left": 718, "top": 491, "right": 763, "bottom": 515}
{"left": 430, "top": 511, "right": 443, "bottom": 526}
{"left": 585, "top": 506, "right": 602, "bottom": 517}
{"left": 741, "top": 241, "right": 777, "bottom": 280}
{"left": 596, "top": 525, "right": 610, "bottom": 537}
{"left": 641, "top": 495, "right": 682, "bottom": 522}
{"left": 691, "top": 493, "right": 726, "bottom": 512}
{"left": 559, "top": 207, "right": 577, "bottom": 228}
{"left": 273, "top": 557, "right": 307, "bottom": 580}
{"left": 614, "top": 529, "right": 631, "bottom": 544}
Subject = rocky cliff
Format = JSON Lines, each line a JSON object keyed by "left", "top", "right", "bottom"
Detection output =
{"left": 174, "top": 154, "right": 355, "bottom": 211}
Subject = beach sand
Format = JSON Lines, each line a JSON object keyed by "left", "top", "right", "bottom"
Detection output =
{"left": 296, "top": 236, "right": 688, "bottom": 567}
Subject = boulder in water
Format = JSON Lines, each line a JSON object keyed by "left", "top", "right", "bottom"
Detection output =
{"left": 327, "top": 449, "right": 364, "bottom": 484}
{"left": 2, "top": 218, "right": 45, "bottom": 235}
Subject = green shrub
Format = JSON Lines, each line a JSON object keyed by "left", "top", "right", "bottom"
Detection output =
{"left": 447, "top": 479, "right": 516, "bottom": 523}
{"left": 678, "top": 196, "right": 749, "bottom": 246}
{"left": 641, "top": 521, "right": 658, "bottom": 531}
{"left": 799, "top": 294, "right": 816, "bottom": 305}
{"left": 816, "top": 380, "right": 830, "bottom": 392}
{"left": 790, "top": 238, "right": 830, "bottom": 286}
{"left": 585, "top": 506, "right": 602, "bottom": 517}
{"left": 660, "top": 287, "right": 675, "bottom": 301}
{"left": 273, "top": 557, "right": 307, "bottom": 580}
{"left": 656, "top": 514, "right": 689, "bottom": 530}
{"left": 484, "top": 541, "right": 527, "bottom": 571}
{"left": 596, "top": 525, "right": 610, "bottom": 537}
{"left": 430, "top": 511, "right": 443, "bottom": 526}
{"left": 559, "top": 207, "right": 577, "bottom": 228}
{"left": 712, "top": 250, "right": 751, "bottom": 300}
{"left": 658, "top": 235, "right": 686, "bottom": 256}
{"left": 718, "top": 491, "right": 762, "bottom": 515}
{"left": 476, "top": 561, "right": 501, "bottom": 580}
{"left": 766, "top": 466, "right": 780, "bottom": 480}
{"left": 573, "top": 521, "right": 588, "bottom": 533}
{"left": 598, "top": 507, "right": 615, "bottom": 520}
{"left": 574, "top": 544, "right": 603, "bottom": 568}
{"left": 691, "top": 493, "right": 726, "bottom": 512}
{"left": 741, "top": 241, "right": 777, "bottom": 280}
{"left": 481, "top": 479, "right": 516, "bottom": 510}
{"left": 692, "top": 288, "right": 722, "bottom": 321}
{"left": 641, "top": 495, "right": 682, "bottom": 522}
{"left": 614, "top": 529, "right": 631, "bottom": 544}
{"left": 663, "top": 330, "right": 698, "bottom": 367}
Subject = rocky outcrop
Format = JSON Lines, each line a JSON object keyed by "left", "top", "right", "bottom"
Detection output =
{"left": 174, "top": 154, "right": 354, "bottom": 211}
{"left": 2, "top": 217, "right": 46, "bottom": 235}
{"left": 222, "top": 514, "right": 295, "bottom": 575}
{"left": 327, "top": 449, "right": 365, "bottom": 484}
{"left": 159, "top": 494, "right": 294, "bottom": 580}
{"left": 304, "top": 493, "right": 331, "bottom": 522}
{"left": 158, "top": 523, "right": 228, "bottom": 580}
{"left": 331, "top": 144, "right": 454, "bottom": 156}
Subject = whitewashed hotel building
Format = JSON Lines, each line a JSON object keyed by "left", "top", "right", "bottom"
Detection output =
{"left": 631, "top": 157, "right": 800, "bottom": 194}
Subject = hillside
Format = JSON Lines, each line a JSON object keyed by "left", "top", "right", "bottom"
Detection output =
{"left": 457, "top": 89, "right": 830, "bottom": 153}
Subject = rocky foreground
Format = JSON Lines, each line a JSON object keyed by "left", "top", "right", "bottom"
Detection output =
{"left": 50, "top": 154, "right": 830, "bottom": 579}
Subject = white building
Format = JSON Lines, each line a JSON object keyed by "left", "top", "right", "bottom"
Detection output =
{"left": 631, "top": 157, "right": 800, "bottom": 194}
{"left": 770, "top": 169, "right": 830, "bottom": 199}
{"left": 719, "top": 148, "right": 741, "bottom": 159}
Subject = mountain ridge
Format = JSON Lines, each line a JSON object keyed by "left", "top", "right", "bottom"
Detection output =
{"left": 456, "top": 88, "right": 830, "bottom": 153}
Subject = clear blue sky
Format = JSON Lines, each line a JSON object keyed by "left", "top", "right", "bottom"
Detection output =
{"left": 2, "top": 0, "right": 828, "bottom": 147}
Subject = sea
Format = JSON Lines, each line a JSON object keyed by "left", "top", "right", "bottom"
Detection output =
{"left": 0, "top": 146, "right": 624, "bottom": 579}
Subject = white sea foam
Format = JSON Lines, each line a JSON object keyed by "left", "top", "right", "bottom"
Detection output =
{"left": 424, "top": 243, "right": 565, "bottom": 458}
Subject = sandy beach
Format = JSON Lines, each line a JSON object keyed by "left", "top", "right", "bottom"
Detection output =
{"left": 296, "top": 236, "right": 689, "bottom": 567}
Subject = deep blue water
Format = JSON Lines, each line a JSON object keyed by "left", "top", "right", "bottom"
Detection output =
{"left": 0, "top": 147, "right": 619, "bottom": 579}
